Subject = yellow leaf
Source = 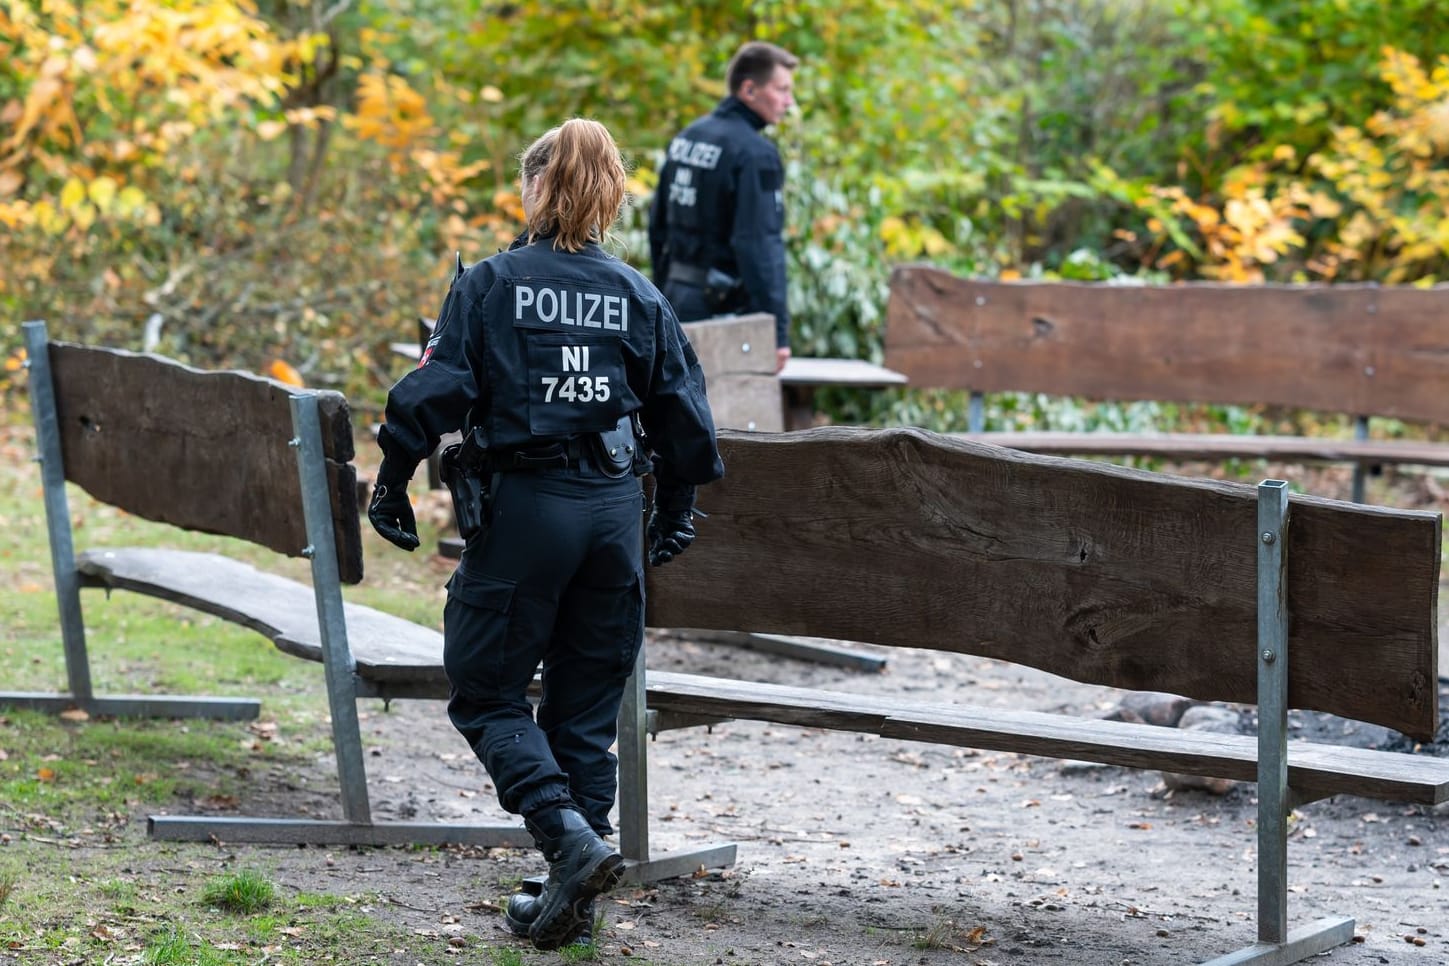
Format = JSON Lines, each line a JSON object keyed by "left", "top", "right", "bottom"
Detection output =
{"left": 480, "top": 85, "right": 504, "bottom": 103}
{"left": 87, "top": 176, "right": 118, "bottom": 211}
{"left": 117, "top": 186, "right": 147, "bottom": 216}
{"left": 256, "top": 120, "right": 288, "bottom": 141}
{"left": 59, "top": 177, "right": 86, "bottom": 211}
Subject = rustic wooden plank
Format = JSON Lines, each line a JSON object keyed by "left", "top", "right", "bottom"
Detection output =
{"left": 76, "top": 548, "right": 445, "bottom": 688}
{"left": 643, "top": 671, "right": 1449, "bottom": 805}
{"left": 679, "top": 313, "right": 776, "bottom": 376}
{"left": 883, "top": 711, "right": 1449, "bottom": 806}
{"left": 646, "top": 426, "right": 1441, "bottom": 738}
{"left": 49, "top": 342, "right": 363, "bottom": 584}
{"left": 952, "top": 432, "right": 1449, "bottom": 466}
{"left": 885, "top": 267, "right": 1449, "bottom": 424}
{"left": 704, "top": 373, "right": 784, "bottom": 432}
{"left": 779, "top": 357, "right": 908, "bottom": 388}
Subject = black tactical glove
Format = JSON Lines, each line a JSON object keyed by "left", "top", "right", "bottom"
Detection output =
{"left": 368, "top": 463, "right": 419, "bottom": 552}
{"left": 647, "top": 506, "right": 695, "bottom": 566}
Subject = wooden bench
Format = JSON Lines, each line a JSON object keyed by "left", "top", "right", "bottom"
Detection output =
{"left": 884, "top": 266, "right": 1449, "bottom": 502}
{"left": 27, "top": 323, "right": 1449, "bottom": 960}
{"left": 12, "top": 321, "right": 733, "bottom": 882}
{"left": 640, "top": 425, "right": 1449, "bottom": 965}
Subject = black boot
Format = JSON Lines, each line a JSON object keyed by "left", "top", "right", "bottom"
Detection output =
{"left": 523, "top": 806, "right": 623, "bottom": 950}
{"left": 503, "top": 877, "right": 595, "bottom": 946}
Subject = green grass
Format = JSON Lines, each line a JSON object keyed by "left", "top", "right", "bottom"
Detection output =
{"left": 142, "top": 929, "right": 243, "bottom": 965}
{"left": 0, "top": 706, "right": 291, "bottom": 817}
{"left": 202, "top": 869, "right": 276, "bottom": 914}
{"left": 0, "top": 422, "right": 505, "bottom": 964}
{"left": 0, "top": 866, "right": 15, "bottom": 911}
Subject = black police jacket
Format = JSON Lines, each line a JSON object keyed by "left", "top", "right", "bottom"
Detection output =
{"left": 649, "top": 96, "right": 789, "bottom": 348}
{"left": 377, "top": 235, "right": 724, "bottom": 493}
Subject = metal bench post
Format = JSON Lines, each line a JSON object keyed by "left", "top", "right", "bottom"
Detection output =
{"left": 20, "top": 320, "right": 93, "bottom": 710}
{"left": 1201, "top": 479, "right": 1353, "bottom": 964}
{"left": 1257, "top": 479, "right": 1291, "bottom": 944}
{"left": 617, "top": 633, "right": 737, "bottom": 884}
{"left": 289, "top": 393, "right": 372, "bottom": 825}
{"left": 967, "top": 390, "right": 985, "bottom": 433}
{"left": 1351, "top": 415, "right": 1369, "bottom": 503}
{"left": 617, "top": 646, "right": 650, "bottom": 865}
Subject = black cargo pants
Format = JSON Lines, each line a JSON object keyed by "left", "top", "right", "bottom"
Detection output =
{"left": 442, "top": 453, "right": 645, "bottom": 836}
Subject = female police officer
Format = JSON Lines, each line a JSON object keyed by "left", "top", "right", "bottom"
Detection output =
{"left": 368, "top": 118, "right": 723, "bottom": 950}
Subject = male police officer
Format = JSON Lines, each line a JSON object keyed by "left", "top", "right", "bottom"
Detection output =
{"left": 649, "top": 41, "right": 798, "bottom": 373}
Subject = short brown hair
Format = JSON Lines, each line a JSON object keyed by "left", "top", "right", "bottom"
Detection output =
{"left": 519, "top": 119, "right": 628, "bottom": 253}
{"left": 726, "top": 41, "right": 798, "bottom": 95}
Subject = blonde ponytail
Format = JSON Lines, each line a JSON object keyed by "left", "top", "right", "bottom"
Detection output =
{"left": 520, "top": 119, "right": 628, "bottom": 252}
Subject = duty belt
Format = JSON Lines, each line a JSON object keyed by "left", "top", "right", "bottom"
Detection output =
{"left": 489, "top": 437, "right": 591, "bottom": 472}
{"left": 666, "top": 263, "right": 710, "bottom": 287}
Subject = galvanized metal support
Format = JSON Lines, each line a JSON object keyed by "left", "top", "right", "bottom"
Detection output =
{"left": 290, "top": 394, "right": 372, "bottom": 825}
{"left": 147, "top": 816, "right": 533, "bottom": 847}
{"left": 1199, "top": 480, "right": 1353, "bottom": 964}
{"left": 24, "top": 320, "right": 92, "bottom": 707}
{"left": 967, "top": 390, "right": 985, "bottom": 433}
{"left": 617, "top": 634, "right": 737, "bottom": 885}
{"left": 618, "top": 644, "right": 649, "bottom": 864}
{"left": 1351, "top": 415, "right": 1369, "bottom": 503}
{"left": 1256, "top": 479, "right": 1291, "bottom": 944}
{"left": 6, "top": 321, "right": 259, "bottom": 721}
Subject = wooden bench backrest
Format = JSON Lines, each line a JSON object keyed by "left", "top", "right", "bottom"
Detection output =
{"left": 646, "top": 427, "right": 1442, "bottom": 738}
{"left": 47, "top": 341, "right": 364, "bottom": 584}
{"left": 885, "top": 265, "right": 1449, "bottom": 424}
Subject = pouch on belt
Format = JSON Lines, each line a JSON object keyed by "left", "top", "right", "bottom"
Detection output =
{"left": 592, "top": 414, "right": 642, "bottom": 479}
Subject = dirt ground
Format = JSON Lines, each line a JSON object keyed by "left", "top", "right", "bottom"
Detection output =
{"left": 153, "top": 621, "right": 1449, "bottom": 966}
{"left": 286, "top": 463, "right": 1445, "bottom": 966}
{"left": 16, "top": 460, "right": 1449, "bottom": 965}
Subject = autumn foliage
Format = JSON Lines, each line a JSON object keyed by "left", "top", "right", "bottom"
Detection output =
{"left": 3, "top": 0, "right": 1447, "bottom": 406}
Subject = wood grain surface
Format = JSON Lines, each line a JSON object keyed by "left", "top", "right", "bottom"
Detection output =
{"left": 885, "top": 267, "right": 1449, "bottom": 424}
{"left": 681, "top": 313, "right": 782, "bottom": 432}
{"left": 647, "top": 426, "right": 1442, "bottom": 738}
{"left": 49, "top": 342, "right": 364, "bottom": 583}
